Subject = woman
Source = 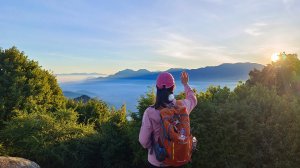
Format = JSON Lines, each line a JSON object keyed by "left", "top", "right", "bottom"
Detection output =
{"left": 139, "top": 71, "right": 197, "bottom": 168}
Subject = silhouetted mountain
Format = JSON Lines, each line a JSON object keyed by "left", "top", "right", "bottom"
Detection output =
{"left": 187, "top": 63, "right": 264, "bottom": 81}
{"left": 97, "top": 63, "right": 264, "bottom": 81}
{"left": 63, "top": 91, "right": 83, "bottom": 98}
{"left": 74, "top": 95, "right": 91, "bottom": 103}
{"left": 99, "top": 69, "right": 153, "bottom": 79}
{"left": 63, "top": 91, "right": 97, "bottom": 99}
{"left": 167, "top": 68, "right": 186, "bottom": 72}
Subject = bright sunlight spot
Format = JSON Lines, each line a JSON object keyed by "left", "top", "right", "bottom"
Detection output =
{"left": 271, "top": 53, "right": 279, "bottom": 62}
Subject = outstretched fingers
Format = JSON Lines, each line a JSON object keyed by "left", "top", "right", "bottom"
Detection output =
{"left": 181, "top": 71, "right": 189, "bottom": 85}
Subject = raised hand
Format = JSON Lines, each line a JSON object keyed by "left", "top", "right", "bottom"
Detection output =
{"left": 181, "top": 71, "right": 189, "bottom": 85}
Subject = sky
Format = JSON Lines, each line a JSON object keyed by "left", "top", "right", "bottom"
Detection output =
{"left": 0, "top": 0, "right": 300, "bottom": 75}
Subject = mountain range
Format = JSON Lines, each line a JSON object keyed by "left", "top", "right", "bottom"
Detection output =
{"left": 96, "top": 63, "right": 264, "bottom": 81}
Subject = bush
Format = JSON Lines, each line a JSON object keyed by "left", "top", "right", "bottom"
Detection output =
{"left": 0, "top": 110, "right": 97, "bottom": 168}
{"left": 66, "top": 99, "right": 110, "bottom": 131}
{"left": 0, "top": 47, "right": 66, "bottom": 125}
{"left": 187, "top": 84, "right": 300, "bottom": 168}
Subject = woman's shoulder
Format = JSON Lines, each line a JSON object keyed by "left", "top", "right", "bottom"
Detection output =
{"left": 144, "top": 106, "right": 160, "bottom": 120}
{"left": 145, "top": 106, "right": 156, "bottom": 114}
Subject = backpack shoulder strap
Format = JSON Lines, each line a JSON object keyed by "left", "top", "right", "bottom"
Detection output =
{"left": 176, "top": 100, "right": 183, "bottom": 106}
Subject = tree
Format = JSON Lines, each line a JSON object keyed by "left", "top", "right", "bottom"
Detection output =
{"left": 0, "top": 109, "right": 97, "bottom": 168}
{"left": 187, "top": 83, "right": 300, "bottom": 168}
{"left": 247, "top": 53, "right": 300, "bottom": 96}
{"left": 188, "top": 86, "right": 233, "bottom": 168}
{"left": 66, "top": 98, "right": 110, "bottom": 131}
{"left": 0, "top": 47, "right": 66, "bottom": 124}
{"left": 99, "top": 105, "right": 133, "bottom": 168}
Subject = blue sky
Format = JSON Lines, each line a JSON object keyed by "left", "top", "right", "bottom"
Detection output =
{"left": 1, "top": 0, "right": 299, "bottom": 75}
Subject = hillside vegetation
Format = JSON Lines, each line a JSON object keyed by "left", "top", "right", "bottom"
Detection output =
{"left": 1, "top": 47, "right": 300, "bottom": 168}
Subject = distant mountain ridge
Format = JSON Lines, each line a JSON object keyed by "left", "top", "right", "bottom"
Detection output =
{"left": 97, "top": 63, "right": 264, "bottom": 81}
{"left": 106, "top": 69, "right": 151, "bottom": 78}
{"left": 74, "top": 95, "right": 91, "bottom": 103}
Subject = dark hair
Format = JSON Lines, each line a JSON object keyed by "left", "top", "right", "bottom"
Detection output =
{"left": 152, "top": 85, "right": 174, "bottom": 109}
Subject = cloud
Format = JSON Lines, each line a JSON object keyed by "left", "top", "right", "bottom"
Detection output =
{"left": 282, "top": 0, "right": 298, "bottom": 12}
{"left": 152, "top": 34, "right": 196, "bottom": 59}
{"left": 126, "top": 32, "right": 249, "bottom": 70}
{"left": 129, "top": 60, "right": 181, "bottom": 70}
{"left": 253, "top": 22, "right": 267, "bottom": 27}
{"left": 282, "top": 0, "right": 294, "bottom": 5}
{"left": 44, "top": 52, "right": 96, "bottom": 62}
{"left": 244, "top": 28, "right": 262, "bottom": 36}
{"left": 152, "top": 33, "right": 227, "bottom": 60}
{"left": 153, "top": 62, "right": 180, "bottom": 69}
{"left": 244, "top": 22, "right": 268, "bottom": 36}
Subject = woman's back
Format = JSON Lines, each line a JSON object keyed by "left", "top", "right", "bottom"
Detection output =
{"left": 139, "top": 78, "right": 197, "bottom": 167}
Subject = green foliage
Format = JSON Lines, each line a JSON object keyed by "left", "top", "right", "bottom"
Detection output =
{"left": 66, "top": 98, "right": 110, "bottom": 131}
{"left": 188, "top": 86, "right": 232, "bottom": 168}
{"left": 0, "top": 143, "right": 7, "bottom": 156}
{"left": 1, "top": 47, "right": 300, "bottom": 168}
{"left": 126, "top": 121, "right": 148, "bottom": 168}
{"left": 247, "top": 53, "right": 300, "bottom": 96}
{"left": 186, "top": 84, "right": 300, "bottom": 168}
{"left": 232, "top": 84, "right": 300, "bottom": 168}
{"left": 0, "top": 47, "right": 66, "bottom": 124}
{"left": 0, "top": 110, "right": 97, "bottom": 168}
{"left": 133, "top": 87, "right": 155, "bottom": 122}
{"left": 99, "top": 105, "right": 133, "bottom": 168}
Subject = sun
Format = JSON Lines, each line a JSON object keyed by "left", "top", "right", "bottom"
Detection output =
{"left": 271, "top": 53, "right": 279, "bottom": 62}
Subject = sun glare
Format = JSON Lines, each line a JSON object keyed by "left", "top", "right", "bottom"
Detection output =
{"left": 271, "top": 53, "right": 279, "bottom": 62}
